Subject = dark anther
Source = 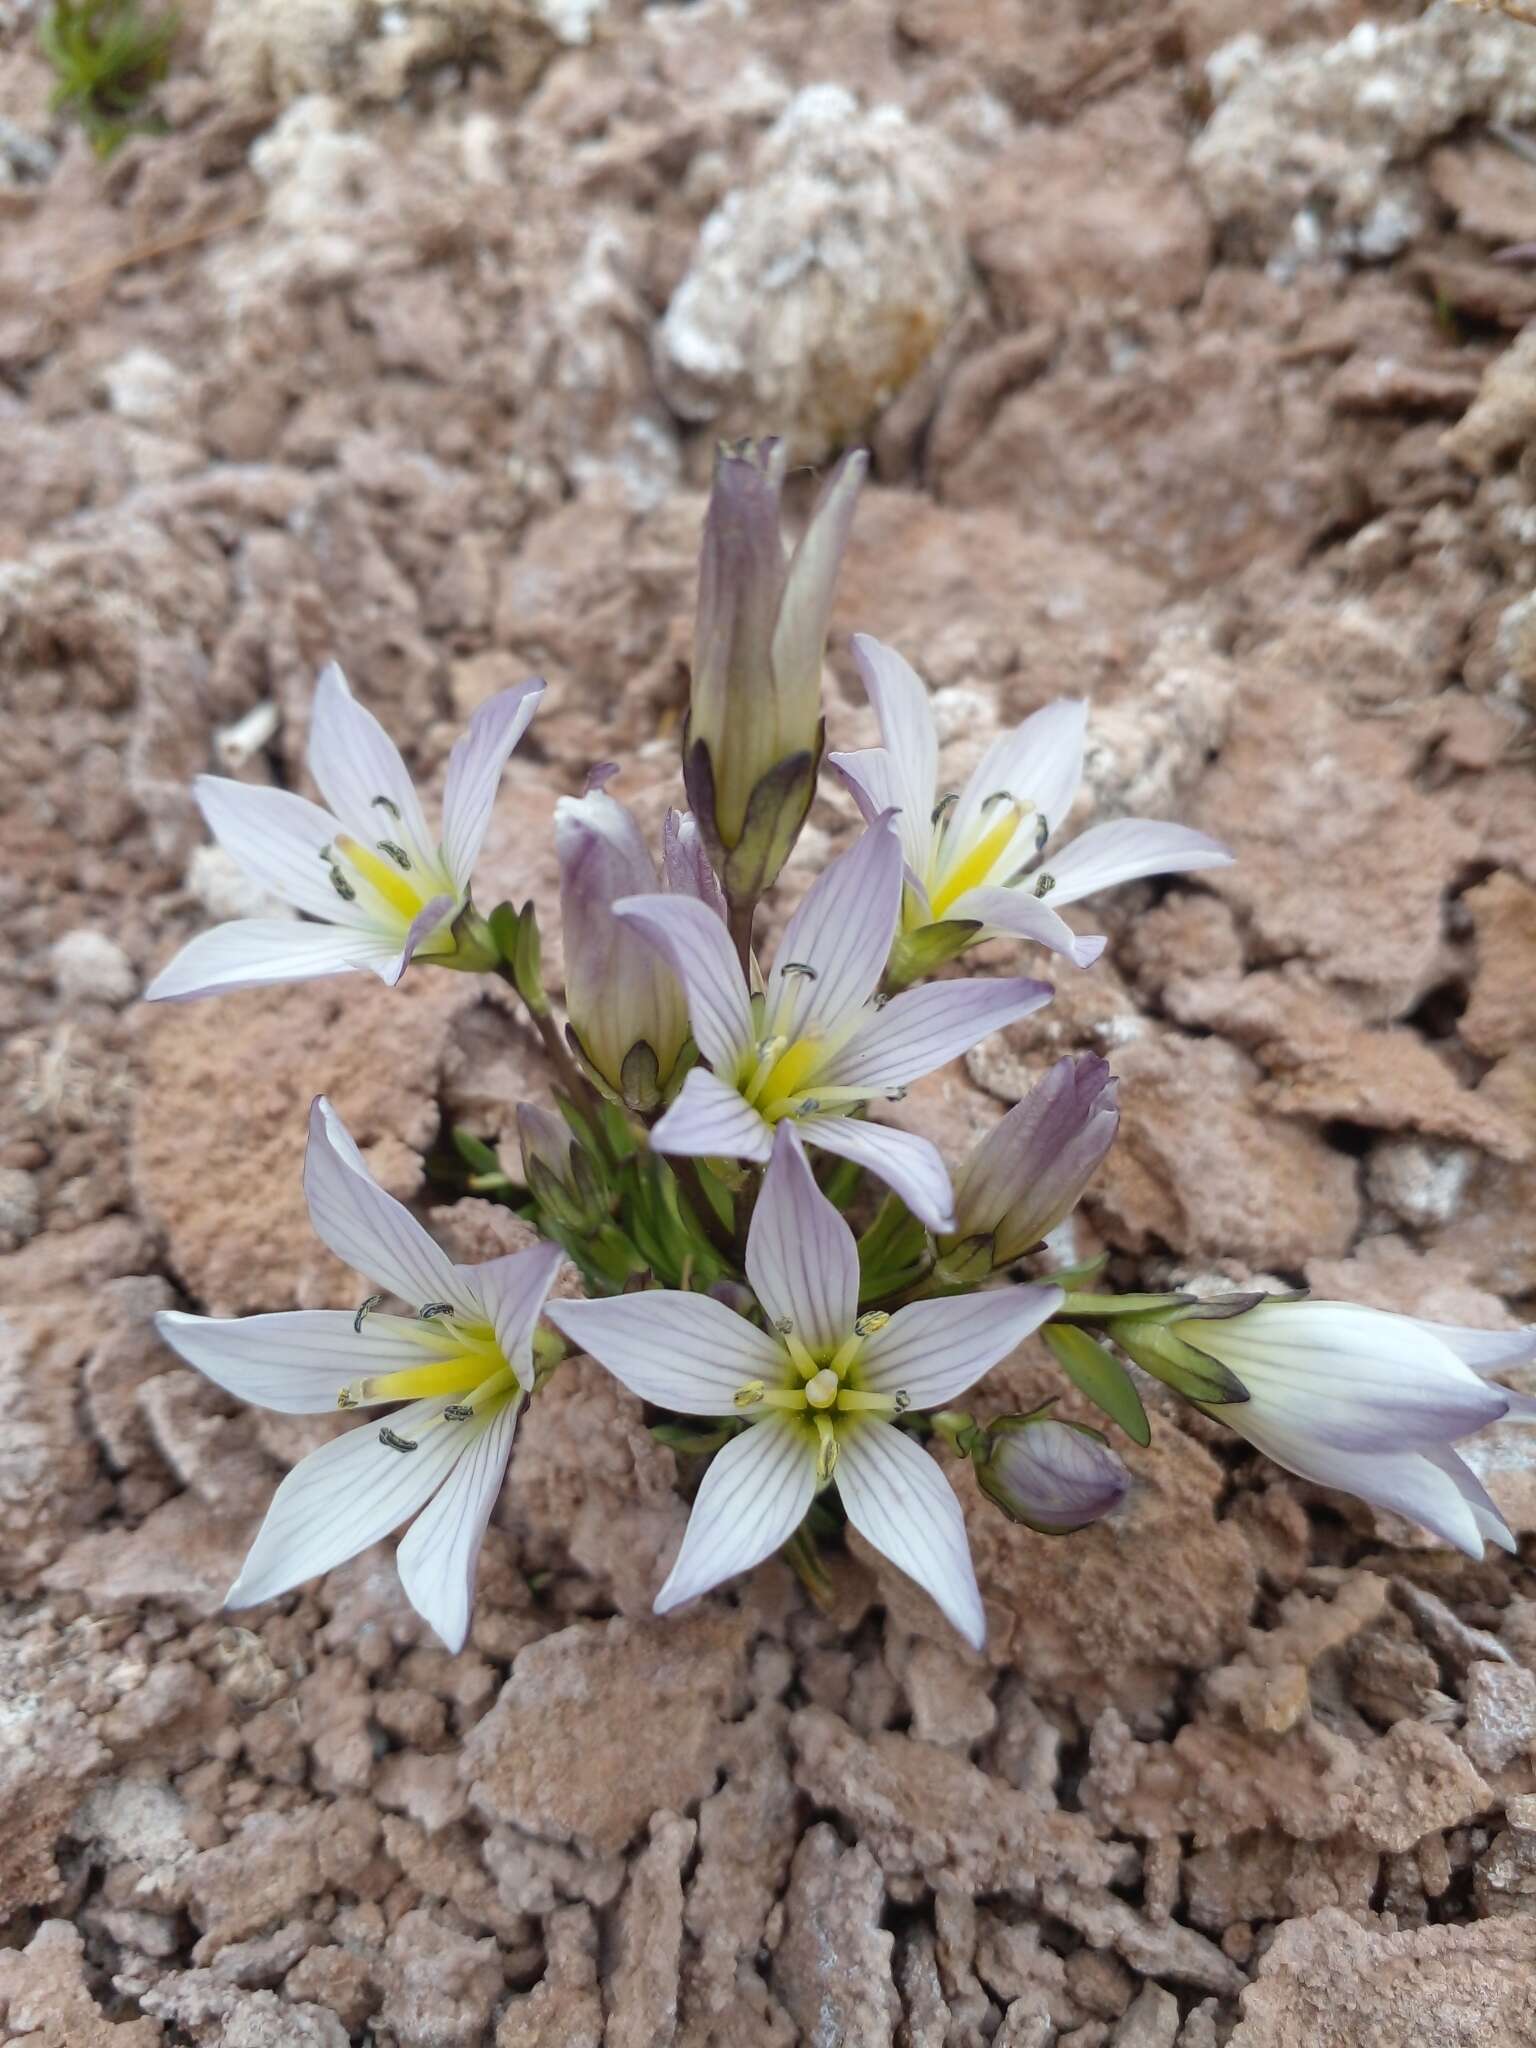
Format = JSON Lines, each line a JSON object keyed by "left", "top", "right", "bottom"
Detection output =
{"left": 376, "top": 840, "right": 412, "bottom": 870}
{"left": 418, "top": 1301, "right": 455, "bottom": 1320}
{"left": 371, "top": 795, "right": 402, "bottom": 820}
{"left": 780, "top": 962, "right": 817, "bottom": 980}
{"left": 443, "top": 1403, "right": 474, "bottom": 1421}
{"left": 379, "top": 1427, "right": 418, "bottom": 1453}
{"left": 353, "top": 1293, "right": 384, "bottom": 1334}
{"left": 1033, "top": 872, "right": 1056, "bottom": 899}
{"left": 931, "top": 793, "right": 958, "bottom": 825}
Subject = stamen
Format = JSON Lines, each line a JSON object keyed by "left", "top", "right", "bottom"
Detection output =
{"left": 337, "top": 1383, "right": 364, "bottom": 1410}
{"left": 327, "top": 865, "right": 357, "bottom": 902}
{"left": 833, "top": 1387, "right": 903, "bottom": 1415}
{"left": 353, "top": 1293, "right": 384, "bottom": 1334}
{"left": 814, "top": 1413, "right": 839, "bottom": 1480}
{"left": 418, "top": 1302, "right": 455, "bottom": 1320}
{"left": 885, "top": 1086, "right": 907, "bottom": 1102}
{"left": 981, "top": 789, "right": 1014, "bottom": 812}
{"left": 443, "top": 1403, "right": 474, "bottom": 1421}
{"left": 780, "top": 1326, "right": 819, "bottom": 1380}
{"left": 928, "top": 799, "right": 1033, "bottom": 917}
{"left": 773, "top": 1317, "right": 793, "bottom": 1335}
{"left": 1033, "top": 872, "right": 1056, "bottom": 899}
{"left": 828, "top": 1331, "right": 864, "bottom": 1377}
{"left": 779, "top": 962, "right": 817, "bottom": 980}
{"left": 931, "top": 792, "right": 959, "bottom": 826}
{"left": 375, "top": 840, "right": 412, "bottom": 871}
{"left": 371, "top": 795, "right": 402, "bottom": 820}
{"left": 854, "top": 1311, "right": 890, "bottom": 1337}
{"left": 379, "top": 1427, "right": 418, "bottom": 1453}
{"left": 1034, "top": 814, "right": 1050, "bottom": 853}
{"left": 734, "top": 1380, "right": 766, "bottom": 1409}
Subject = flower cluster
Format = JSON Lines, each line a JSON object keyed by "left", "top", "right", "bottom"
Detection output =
{"left": 149, "top": 438, "right": 1536, "bottom": 1653}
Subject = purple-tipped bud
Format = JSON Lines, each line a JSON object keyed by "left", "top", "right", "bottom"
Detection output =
{"left": 975, "top": 1415, "right": 1130, "bottom": 1533}
{"left": 687, "top": 438, "right": 866, "bottom": 880}
{"left": 662, "top": 809, "right": 728, "bottom": 922}
{"left": 516, "top": 1102, "right": 575, "bottom": 1184}
{"left": 951, "top": 1054, "right": 1119, "bottom": 1267}
{"left": 556, "top": 790, "right": 691, "bottom": 1110}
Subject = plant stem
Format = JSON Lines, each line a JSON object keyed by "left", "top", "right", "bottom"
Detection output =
{"left": 726, "top": 891, "right": 755, "bottom": 978}
{"left": 494, "top": 963, "right": 604, "bottom": 1120}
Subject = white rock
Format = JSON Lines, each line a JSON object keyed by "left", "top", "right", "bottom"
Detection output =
{"left": 51, "top": 929, "right": 138, "bottom": 1007}
{"left": 100, "top": 348, "right": 186, "bottom": 426}
{"left": 656, "top": 84, "right": 968, "bottom": 463}
{"left": 0, "top": 1168, "right": 40, "bottom": 1245}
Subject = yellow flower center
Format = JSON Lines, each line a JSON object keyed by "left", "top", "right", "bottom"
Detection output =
{"left": 336, "top": 1312, "right": 521, "bottom": 1450}
{"left": 733, "top": 1311, "right": 906, "bottom": 1479}
{"left": 926, "top": 799, "right": 1033, "bottom": 921}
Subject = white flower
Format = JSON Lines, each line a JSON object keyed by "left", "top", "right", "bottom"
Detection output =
{"left": 1175, "top": 1300, "right": 1535, "bottom": 1558}
{"left": 155, "top": 1098, "right": 566, "bottom": 1650}
{"left": 830, "top": 637, "right": 1231, "bottom": 969}
{"left": 548, "top": 1124, "right": 1061, "bottom": 1647}
{"left": 146, "top": 664, "right": 543, "bottom": 1000}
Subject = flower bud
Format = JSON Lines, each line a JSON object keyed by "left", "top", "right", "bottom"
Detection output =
{"left": 950, "top": 1055, "right": 1119, "bottom": 1268}
{"left": 662, "top": 809, "right": 727, "bottom": 920}
{"left": 974, "top": 1414, "right": 1130, "bottom": 1533}
{"left": 556, "top": 790, "right": 691, "bottom": 1111}
{"left": 515, "top": 1103, "right": 605, "bottom": 1233}
{"left": 685, "top": 438, "right": 866, "bottom": 895}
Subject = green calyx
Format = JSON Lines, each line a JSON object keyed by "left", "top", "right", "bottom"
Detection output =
{"left": 1109, "top": 1316, "right": 1250, "bottom": 1407}
{"left": 884, "top": 919, "right": 981, "bottom": 993}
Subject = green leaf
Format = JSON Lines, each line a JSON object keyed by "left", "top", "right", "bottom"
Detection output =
{"left": 1056, "top": 1291, "right": 1194, "bottom": 1320}
{"left": 451, "top": 1128, "right": 504, "bottom": 1177}
{"left": 1042, "top": 1324, "right": 1152, "bottom": 1446}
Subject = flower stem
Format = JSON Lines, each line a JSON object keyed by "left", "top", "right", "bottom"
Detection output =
{"left": 726, "top": 891, "right": 755, "bottom": 977}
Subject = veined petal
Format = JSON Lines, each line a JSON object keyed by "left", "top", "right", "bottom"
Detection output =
{"left": 655, "top": 1416, "right": 817, "bottom": 1614}
{"left": 952, "top": 1053, "right": 1119, "bottom": 1262}
{"left": 799, "top": 1116, "right": 956, "bottom": 1233}
{"left": 1224, "top": 1406, "right": 1488, "bottom": 1559}
{"left": 144, "top": 920, "right": 400, "bottom": 1002}
{"left": 153, "top": 1307, "right": 442, "bottom": 1413}
{"left": 650, "top": 1068, "right": 774, "bottom": 1164}
{"left": 765, "top": 815, "right": 903, "bottom": 1044}
{"left": 303, "top": 1097, "right": 478, "bottom": 1319}
{"left": 546, "top": 1289, "right": 783, "bottom": 1413}
{"left": 850, "top": 635, "right": 938, "bottom": 826}
{"left": 1189, "top": 1302, "right": 1508, "bottom": 1454}
{"left": 952, "top": 699, "right": 1086, "bottom": 852}
{"left": 440, "top": 679, "right": 544, "bottom": 891}
{"left": 951, "top": 885, "right": 1106, "bottom": 969}
{"left": 859, "top": 1284, "right": 1062, "bottom": 1408}
{"left": 828, "top": 747, "right": 932, "bottom": 891}
{"left": 662, "top": 810, "right": 728, "bottom": 920}
{"left": 194, "top": 777, "right": 365, "bottom": 926}
{"left": 835, "top": 1420, "right": 986, "bottom": 1650}
{"left": 824, "top": 977, "right": 1054, "bottom": 1094}
{"left": 1413, "top": 1321, "right": 1536, "bottom": 1377}
{"left": 746, "top": 1126, "right": 858, "bottom": 1357}
{"left": 1042, "top": 819, "right": 1233, "bottom": 907}
{"left": 395, "top": 1397, "right": 522, "bottom": 1652}
{"left": 614, "top": 893, "right": 754, "bottom": 1072}
{"left": 307, "top": 663, "right": 436, "bottom": 865}
{"left": 1424, "top": 1446, "right": 1517, "bottom": 1555}
{"left": 770, "top": 449, "right": 867, "bottom": 722}
{"left": 470, "top": 1239, "right": 566, "bottom": 1370}
{"left": 380, "top": 893, "right": 457, "bottom": 986}
{"left": 227, "top": 1396, "right": 470, "bottom": 1608}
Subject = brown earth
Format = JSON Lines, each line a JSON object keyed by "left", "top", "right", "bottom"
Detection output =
{"left": 3, "top": 0, "right": 1536, "bottom": 2042}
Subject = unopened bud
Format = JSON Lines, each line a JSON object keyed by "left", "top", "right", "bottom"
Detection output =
{"left": 974, "top": 1415, "right": 1130, "bottom": 1534}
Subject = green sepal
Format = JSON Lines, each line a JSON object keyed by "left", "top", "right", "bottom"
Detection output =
{"left": 1114, "top": 1318, "right": 1250, "bottom": 1406}
{"left": 931, "top": 1233, "right": 996, "bottom": 1287}
{"left": 1057, "top": 1291, "right": 1195, "bottom": 1320}
{"left": 720, "top": 737, "right": 822, "bottom": 900}
{"left": 452, "top": 1128, "right": 504, "bottom": 1178}
{"left": 488, "top": 898, "right": 549, "bottom": 1015}
{"left": 885, "top": 919, "right": 982, "bottom": 992}
{"left": 619, "top": 1040, "right": 663, "bottom": 1115}
{"left": 1174, "top": 1289, "right": 1308, "bottom": 1320}
{"left": 1042, "top": 1324, "right": 1152, "bottom": 1446}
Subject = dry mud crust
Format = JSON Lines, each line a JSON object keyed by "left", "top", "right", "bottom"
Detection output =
{"left": 2, "top": 0, "right": 1536, "bottom": 2042}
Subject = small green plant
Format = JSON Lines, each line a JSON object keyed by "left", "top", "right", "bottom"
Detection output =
{"left": 39, "top": 0, "right": 179, "bottom": 158}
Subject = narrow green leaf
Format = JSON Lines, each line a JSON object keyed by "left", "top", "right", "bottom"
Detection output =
{"left": 1042, "top": 1324, "right": 1152, "bottom": 1447}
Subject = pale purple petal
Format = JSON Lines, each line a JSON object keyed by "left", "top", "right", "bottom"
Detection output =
{"left": 835, "top": 1421, "right": 986, "bottom": 1649}
{"left": 469, "top": 1240, "right": 566, "bottom": 1371}
{"left": 662, "top": 810, "right": 728, "bottom": 920}
{"left": 650, "top": 1068, "right": 773, "bottom": 1164}
{"left": 982, "top": 1418, "right": 1130, "bottom": 1532}
{"left": 559, "top": 794, "right": 687, "bottom": 1090}
{"left": 765, "top": 815, "right": 903, "bottom": 1043}
{"left": 1413, "top": 1321, "right": 1536, "bottom": 1376}
{"left": 1224, "top": 1407, "right": 1488, "bottom": 1559}
{"left": 381, "top": 893, "right": 457, "bottom": 986}
{"left": 745, "top": 1125, "right": 858, "bottom": 1357}
{"left": 655, "top": 1417, "right": 817, "bottom": 1614}
{"left": 303, "top": 1097, "right": 478, "bottom": 1319}
{"left": 770, "top": 449, "right": 867, "bottom": 715}
{"left": 227, "top": 1396, "right": 470, "bottom": 1608}
{"left": 306, "top": 662, "right": 435, "bottom": 864}
{"left": 440, "top": 679, "right": 544, "bottom": 890}
{"left": 827, "top": 747, "right": 932, "bottom": 897}
{"left": 395, "top": 1398, "right": 522, "bottom": 1651}
{"left": 799, "top": 1116, "right": 957, "bottom": 1233}
{"left": 850, "top": 635, "right": 938, "bottom": 823}
{"left": 193, "top": 776, "right": 366, "bottom": 926}
{"left": 953, "top": 1054, "right": 1119, "bottom": 1261}
{"left": 614, "top": 893, "right": 754, "bottom": 1072}
{"left": 1042, "top": 819, "right": 1233, "bottom": 907}
{"left": 823, "top": 977, "right": 1054, "bottom": 1093}
{"left": 950, "top": 885, "right": 1106, "bottom": 969}
{"left": 951, "top": 699, "right": 1087, "bottom": 851}
{"left": 144, "top": 920, "right": 400, "bottom": 1001}
{"left": 546, "top": 1289, "right": 783, "bottom": 1413}
{"left": 1425, "top": 1446, "right": 1517, "bottom": 1555}
{"left": 859, "top": 1284, "right": 1062, "bottom": 1408}
{"left": 154, "top": 1308, "right": 439, "bottom": 1413}
{"left": 1189, "top": 1302, "right": 1508, "bottom": 1454}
